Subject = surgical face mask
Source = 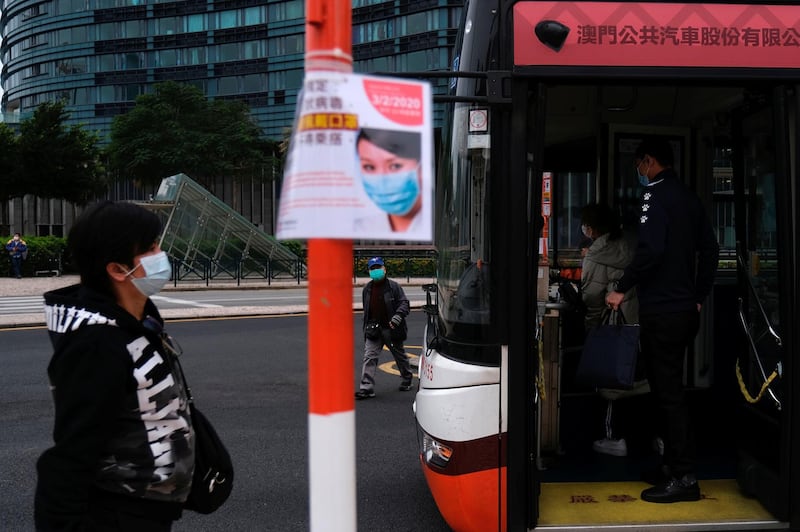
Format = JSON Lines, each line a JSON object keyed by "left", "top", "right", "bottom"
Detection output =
{"left": 126, "top": 251, "right": 171, "bottom": 297}
{"left": 636, "top": 160, "right": 650, "bottom": 187}
{"left": 369, "top": 267, "right": 386, "bottom": 281}
{"left": 361, "top": 168, "right": 420, "bottom": 216}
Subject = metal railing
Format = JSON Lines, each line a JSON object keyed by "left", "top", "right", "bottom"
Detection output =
{"left": 167, "top": 253, "right": 437, "bottom": 286}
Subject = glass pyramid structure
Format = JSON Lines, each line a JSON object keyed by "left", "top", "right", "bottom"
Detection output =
{"left": 140, "top": 173, "right": 302, "bottom": 283}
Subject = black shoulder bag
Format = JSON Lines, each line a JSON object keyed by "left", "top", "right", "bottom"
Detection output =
{"left": 156, "top": 324, "right": 234, "bottom": 514}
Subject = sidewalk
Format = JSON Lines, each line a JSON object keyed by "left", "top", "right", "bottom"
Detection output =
{"left": 0, "top": 275, "right": 434, "bottom": 329}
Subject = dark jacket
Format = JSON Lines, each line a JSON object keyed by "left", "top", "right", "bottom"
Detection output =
{"left": 35, "top": 284, "right": 193, "bottom": 531}
{"left": 6, "top": 238, "right": 27, "bottom": 259}
{"left": 616, "top": 169, "right": 719, "bottom": 315}
{"left": 362, "top": 278, "right": 410, "bottom": 341}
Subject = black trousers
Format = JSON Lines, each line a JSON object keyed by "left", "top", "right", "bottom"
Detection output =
{"left": 639, "top": 310, "right": 700, "bottom": 478}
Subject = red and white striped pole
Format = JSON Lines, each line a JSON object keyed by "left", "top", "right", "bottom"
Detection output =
{"left": 305, "top": 0, "right": 355, "bottom": 530}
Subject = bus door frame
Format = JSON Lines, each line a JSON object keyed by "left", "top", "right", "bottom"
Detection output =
{"left": 732, "top": 84, "right": 800, "bottom": 524}
{"left": 500, "top": 73, "right": 548, "bottom": 530}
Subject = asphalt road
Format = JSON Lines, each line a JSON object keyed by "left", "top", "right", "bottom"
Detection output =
{"left": 0, "top": 311, "right": 452, "bottom": 531}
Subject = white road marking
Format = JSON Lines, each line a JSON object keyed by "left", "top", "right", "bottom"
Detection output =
{"left": 150, "top": 295, "right": 223, "bottom": 308}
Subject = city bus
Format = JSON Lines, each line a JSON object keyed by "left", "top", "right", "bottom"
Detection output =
{"left": 413, "top": 1, "right": 799, "bottom": 530}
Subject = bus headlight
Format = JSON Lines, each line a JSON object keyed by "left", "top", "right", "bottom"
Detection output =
{"left": 422, "top": 432, "right": 453, "bottom": 469}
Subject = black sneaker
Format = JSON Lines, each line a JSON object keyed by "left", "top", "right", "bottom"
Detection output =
{"left": 641, "top": 475, "right": 700, "bottom": 503}
{"left": 399, "top": 380, "right": 413, "bottom": 391}
{"left": 355, "top": 390, "right": 376, "bottom": 400}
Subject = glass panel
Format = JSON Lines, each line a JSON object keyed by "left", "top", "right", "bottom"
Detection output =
{"left": 185, "top": 47, "right": 206, "bottom": 65}
{"left": 218, "top": 76, "right": 238, "bottom": 95}
{"left": 285, "top": 0, "right": 303, "bottom": 19}
{"left": 219, "top": 10, "right": 237, "bottom": 29}
{"left": 187, "top": 14, "right": 205, "bottom": 32}
{"left": 124, "top": 20, "right": 141, "bottom": 37}
{"left": 436, "top": 103, "right": 493, "bottom": 350}
{"left": 552, "top": 172, "right": 595, "bottom": 255}
{"left": 218, "top": 43, "right": 239, "bottom": 61}
{"left": 157, "top": 49, "right": 178, "bottom": 67}
{"left": 407, "top": 12, "right": 427, "bottom": 34}
{"left": 125, "top": 52, "right": 142, "bottom": 69}
{"left": 742, "top": 106, "right": 780, "bottom": 327}
{"left": 158, "top": 17, "right": 178, "bottom": 35}
{"left": 244, "top": 6, "right": 263, "bottom": 25}
{"left": 737, "top": 101, "right": 783, "bottom": 413}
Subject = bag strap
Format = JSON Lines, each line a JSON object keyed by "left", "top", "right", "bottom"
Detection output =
{"left": 142, "top": 315, "right": 195, "bottom": 403}
{"left": 601, "top": 307, "right": 628, "bottom": 325}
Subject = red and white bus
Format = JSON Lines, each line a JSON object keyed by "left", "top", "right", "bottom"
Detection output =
{"left": 414, "top": 1, "right": 800, "bottom": 530}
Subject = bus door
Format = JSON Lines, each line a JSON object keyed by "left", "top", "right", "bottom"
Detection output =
{"left": 731, "top": 85, "right": 797, "bottom": 522}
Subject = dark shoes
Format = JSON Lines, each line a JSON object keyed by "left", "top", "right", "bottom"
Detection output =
{"left": 355, "top": 389, "right": 376, "bottom": 400}
{"left": 641, "top": 474, "right": 701, "bottom": 503}
{"left": 399, "top": 379, "right": 413, "bottom": 391}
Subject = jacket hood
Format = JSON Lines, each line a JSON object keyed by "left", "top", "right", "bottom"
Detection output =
{"left": 586, "top": 232, "right": 635, "bottom": 270}
{"left": 43, "top": 284, "right": 162, "bottom": 348}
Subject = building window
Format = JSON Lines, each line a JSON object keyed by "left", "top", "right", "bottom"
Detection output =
{"left": 243, "top": 6, "right": 264, "bottom": 26}
{"left": 97, "top": 22, "right": 119, "bottom": 40}
{"left": 242, "top": 73, "right": 263, "bottom": 93}
{"left": 218, "top": 76, "right": 238, "bottom": 95}
{"left": 268, "top": 0, "right": 303, "bottom": 22}
{"left": 218, "top": 43, "right": 240, "bottom": 62}
{"left": 158, "top": 17, "right": 179, "bottom": 35}
{"left": 184, "top": 47, "right": 207, "bottom": 65}
{"left": 125, "top": 20, "right": 144, "bottom": 37}
{"left": 243, "top": 40, "right": 264, "bottom": 60}
{"left": 124, "top": 52, "right": 143, "bottom": 69}
{"left": 186, "top": 14, "right": 205, "bottom": 32}
{"left": 98, "top": 54, "right": 116, "bottom": 71}
{"left": 219, "top": 10, "right": 238, "bottom": 29}
{"left": 156, "top": 49, "right": 178, "bottom": 67}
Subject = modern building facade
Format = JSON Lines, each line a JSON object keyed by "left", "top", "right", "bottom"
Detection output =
{"left": 0, "top": 0, "right": 461, "bottom": 237}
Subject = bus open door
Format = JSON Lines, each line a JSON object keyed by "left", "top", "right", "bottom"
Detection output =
{"left": 416, "top": 1, "right": 800, "bottom": 531}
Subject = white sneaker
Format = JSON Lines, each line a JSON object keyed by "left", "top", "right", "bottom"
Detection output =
{"left": 593, "top": 438, "right": 628, "bottom": 457}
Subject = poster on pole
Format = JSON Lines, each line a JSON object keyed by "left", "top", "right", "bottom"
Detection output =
{"left": 276, "top": 72, "right": 433, "bottom": 241}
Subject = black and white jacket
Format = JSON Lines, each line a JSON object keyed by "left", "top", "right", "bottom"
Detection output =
{"left": 35, "top": 284, "right": 194, "bottom": 530}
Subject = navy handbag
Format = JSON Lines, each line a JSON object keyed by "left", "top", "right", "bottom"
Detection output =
{"left": 574, "top": 309, "right": 639, "bottom": 390}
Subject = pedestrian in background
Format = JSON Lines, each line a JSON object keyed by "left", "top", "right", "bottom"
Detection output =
{"left": 355, "top": 256, "right": 414, "bottom": 399}
{"left": 607, "top": 137, "right": 719, "bottom": 503}
{"left": 35, "top": 201, "right": 194, "bottom": 531}
{"left": 6, "top": 232, "right": 27, "bottom": 278}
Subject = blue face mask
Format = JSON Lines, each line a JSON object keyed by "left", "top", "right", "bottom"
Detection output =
{"left": 369, "top": 268, "right": 386, "bottom": 281}
{"left": 126, "top": 251, "right": 172, "bottom": 297}
{"left": 636, "top": 161, "right": 650, "bottom": 187}
{"left": 361, "top": 168, "right": 420, "bottom": 216}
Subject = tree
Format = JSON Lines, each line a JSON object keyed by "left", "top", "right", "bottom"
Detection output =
{"left": 0, "top": 123, "right": 18, "bottom": 202}
{"left": 106, "top": 81, "right": 280, "bottom": 189}
{"left": 15, "top": 101, "right": 107, "bottom": 204}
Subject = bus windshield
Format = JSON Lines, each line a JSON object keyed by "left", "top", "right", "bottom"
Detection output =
{"left": 435, "top": 101, "right": 494, "bottom": 352}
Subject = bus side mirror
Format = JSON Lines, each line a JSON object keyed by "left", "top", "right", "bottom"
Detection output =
{"left": 535, "top": 20, "right": 570, "bottom": 52}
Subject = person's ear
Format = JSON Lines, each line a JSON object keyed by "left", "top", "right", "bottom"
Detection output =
{"left": 106, "top": 262, "right": 131, "bottom": 282}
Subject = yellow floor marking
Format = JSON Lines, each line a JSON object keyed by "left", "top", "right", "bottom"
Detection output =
{"left": 538, "top": 479, "right": 773, "bottom": 526}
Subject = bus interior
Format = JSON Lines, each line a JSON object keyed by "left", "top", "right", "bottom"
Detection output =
{"left": 529, "top": 81, "right": 788, "bottom": 529}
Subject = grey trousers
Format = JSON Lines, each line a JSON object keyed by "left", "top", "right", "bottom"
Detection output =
{"left": 359, "top": 328, "right": 413, "bottom": 391}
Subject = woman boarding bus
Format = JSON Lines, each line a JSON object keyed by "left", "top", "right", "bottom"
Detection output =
{"left": 414, "top": 1, "right": 799, "bottom": 530}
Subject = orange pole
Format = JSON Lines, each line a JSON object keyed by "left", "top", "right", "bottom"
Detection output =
{"left": 305, "top": 1, "right": 355, "bottom": 530}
